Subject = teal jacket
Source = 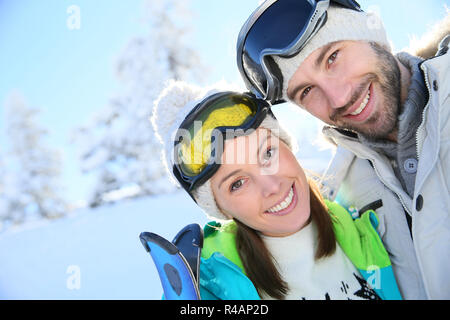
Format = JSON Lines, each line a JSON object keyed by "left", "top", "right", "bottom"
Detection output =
{"left": 199, "top": 200, "right": 402, "bottom": 300}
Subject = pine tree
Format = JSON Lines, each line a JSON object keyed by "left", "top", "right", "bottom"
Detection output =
{"left": 76, "top": 0, "right": 205, "bottom": 207}
{"left": 2, "top": 92, "right": 67, "bottom": 224}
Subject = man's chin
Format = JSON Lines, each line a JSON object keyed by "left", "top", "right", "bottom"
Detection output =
{"left": 348, "top": 124, "right": 397, "bottom": 141}
{"left": 337, "top": 118, "right": 397, "bottom": 141}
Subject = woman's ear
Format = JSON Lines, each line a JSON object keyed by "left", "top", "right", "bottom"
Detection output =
{"left": 210, "top": 180, "right": 234, "bottom": 220}
{"left": 209, "top": 176, "right": 234, "bottom": 220}
{"left": 215, "top": 197, "right": 234, "bottom": 220}
{"left": 220, "top": 209, "right": 233, "bottom": 220}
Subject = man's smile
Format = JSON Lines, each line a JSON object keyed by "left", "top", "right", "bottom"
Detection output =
{"left": 342, "top": 82, "right": 375, "bottom": 123}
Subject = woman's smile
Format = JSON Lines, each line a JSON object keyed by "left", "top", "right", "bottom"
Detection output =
{"left": 264, "top": 182, "right": 298, "bottom": 216}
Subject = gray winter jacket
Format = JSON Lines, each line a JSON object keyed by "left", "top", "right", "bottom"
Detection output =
{"left": 320, "top": 38, "right": 450, "bottom": 299}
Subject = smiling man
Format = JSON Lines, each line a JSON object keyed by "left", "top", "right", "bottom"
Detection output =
{"left": 237, "top": 0, "right": 449, "bottom": 299}
{"left": 284, "top": 40, "right": 405, "bottom": 141}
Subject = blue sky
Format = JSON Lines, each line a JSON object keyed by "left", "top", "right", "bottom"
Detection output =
{"left": 0, "top": 0, "right": 448, "bottom": 204}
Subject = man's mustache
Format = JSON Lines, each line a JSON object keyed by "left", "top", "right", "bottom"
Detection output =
{"left": 329, "top": 74, "right": 377, "bottom": 121}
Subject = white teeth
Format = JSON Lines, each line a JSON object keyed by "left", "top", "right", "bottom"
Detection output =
{"left": 350, "top": 90, "right": 370, "bottom": 116}
{"left": 267, "top": 187, "right": 294, "bottom": 213}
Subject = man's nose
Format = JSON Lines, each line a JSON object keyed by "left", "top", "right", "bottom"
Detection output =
{"left": 321, "top": 78, "right": 352, "bottom": 109}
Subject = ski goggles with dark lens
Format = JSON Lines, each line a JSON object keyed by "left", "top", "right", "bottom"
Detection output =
{"left": 173, "top": 91, "right": 272, "bottom": 196}
{"left": 236, "top": 0, "right": 362, "bottom": 104}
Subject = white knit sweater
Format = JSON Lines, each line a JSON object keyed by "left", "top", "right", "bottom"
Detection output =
{"left": 261, "top": 222, "right": 379, "bottom": 300}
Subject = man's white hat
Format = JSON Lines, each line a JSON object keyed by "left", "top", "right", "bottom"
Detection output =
{"left": 273, "top": 5, "right": 391, "bottom": 102}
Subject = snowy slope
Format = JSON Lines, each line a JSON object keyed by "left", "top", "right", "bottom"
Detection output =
{"left": 0, "top": 191, "right": 208, "bottom": 299}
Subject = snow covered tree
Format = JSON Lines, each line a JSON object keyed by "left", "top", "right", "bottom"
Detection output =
{"left": 2, "top": 92, "right": 67, "bottom": 225}
{"left": 0, "top": 155, "right": 8, "bottom": 226}
{"left": 75, "top": 0, "right": 205, "bottom": 207}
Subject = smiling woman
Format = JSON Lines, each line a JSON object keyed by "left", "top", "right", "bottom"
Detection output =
{"left": 150, "top": 80, "right": 403, "bottom": 300}
{"left": 210, "top": 128, "right": 315, "bottom": 237}
{"left": 209, "top": 126, "right": 336, "bottom": 299}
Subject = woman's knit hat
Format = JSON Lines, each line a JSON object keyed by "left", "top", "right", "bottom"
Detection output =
{"left": 151, "top": 80, "right": 296, "bottom": 221}
{"left": 272, "top": 5, "right": 391, "bottom": 102}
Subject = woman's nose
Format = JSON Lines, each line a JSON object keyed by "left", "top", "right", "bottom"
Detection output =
{"left": 258, "top": 174, "right": 282, "bottom": 198}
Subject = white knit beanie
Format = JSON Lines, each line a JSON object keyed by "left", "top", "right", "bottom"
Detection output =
{"left": 273, "top": 5, "right": 391, "bottom": 101}
{"left": 151, "top": 80, "right": 296, "bottom": 221}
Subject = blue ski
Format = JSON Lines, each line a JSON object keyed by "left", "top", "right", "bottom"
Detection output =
{"left": 139, "top": 224, "right": 203, "bottom": 300}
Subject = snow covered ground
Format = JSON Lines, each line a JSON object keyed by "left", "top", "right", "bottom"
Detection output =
{"left": 0, "top": 191, "right": 209, "bottom": 299}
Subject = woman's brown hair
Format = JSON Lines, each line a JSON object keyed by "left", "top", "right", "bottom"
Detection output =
{"left": 235, "top": 178, "right": 336, "bottom": 299}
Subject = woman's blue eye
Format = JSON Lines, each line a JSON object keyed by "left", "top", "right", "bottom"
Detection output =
{"left": 264, "top": 147, "right": 273, "bottom": 160}
{"left": 262, "top": 146, "right": 278, "bottom": 164}
{"left": 230, "top": 179, "right": 245, "bottom": 192}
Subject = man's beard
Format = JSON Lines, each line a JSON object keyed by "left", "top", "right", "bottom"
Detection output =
{"left": 331, "top": 42, "right": 402, "bottom": 140}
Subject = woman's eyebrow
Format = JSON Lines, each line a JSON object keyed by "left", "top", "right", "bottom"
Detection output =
{"left": 219, "top": 169, "right": 242, "bottom": 189}
{"left": 218, "top": 132, "right": 272, "bottom": 189}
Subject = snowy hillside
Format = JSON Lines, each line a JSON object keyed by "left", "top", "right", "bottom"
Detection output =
{"left": 0, "top": 191, "right": 209, "bottom": 299}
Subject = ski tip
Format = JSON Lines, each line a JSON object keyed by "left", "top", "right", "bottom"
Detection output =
{"left": 139, "top": 232, "right": 151, "bottom": 252}
{"left": 172, "top": 223, "right": 204, "bottom": 248}
{"left": 139, "top": 232, "right": 179, "bottom": 255}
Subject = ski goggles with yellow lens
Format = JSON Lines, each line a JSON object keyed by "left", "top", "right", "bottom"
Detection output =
{"left": 173, "top": 91, "right": 273, "bottom": 196}
{"left": 237, "top": 0, "right": 362, "bottom": 103}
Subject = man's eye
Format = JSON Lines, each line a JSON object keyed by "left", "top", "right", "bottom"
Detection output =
{"left": 230, "top": 179, "right": 245, "bottom": 192}
{"left": 301, "top": 86, "right": 312, "bottom": 100}
{"left": 328, "top": 50, "right": 339, "bottom": 65}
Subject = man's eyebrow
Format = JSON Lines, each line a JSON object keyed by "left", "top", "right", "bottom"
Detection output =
{"left": 287, "top": 42, "right": 336, "bottom": 101}
{"left": 219, "top": 169, "right": 242, "bottom": 189}
{"left": 314, "top": 42, "right": 335, "bottom": 68}
{"left": 287, "top": 82, "right": 306, "bottom": 101}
